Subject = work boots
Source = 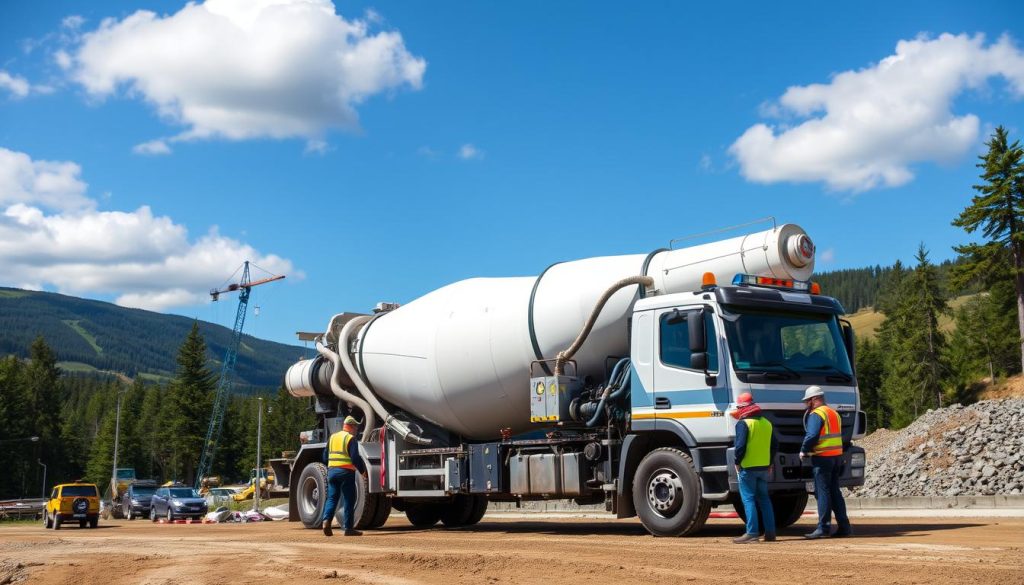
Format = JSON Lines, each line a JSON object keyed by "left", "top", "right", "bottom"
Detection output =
{"left": 344, "top": 529, "right": 363, "bottom": 537}
{"left": 732, "top": 533, "right": 760, "bottom": 544}
{"left": 322, "top": 520, "right": 333, "bottom": 537}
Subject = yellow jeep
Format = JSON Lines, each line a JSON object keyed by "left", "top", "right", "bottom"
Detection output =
{"left": 43, "top": 482, "right": 100, "bottom": 529}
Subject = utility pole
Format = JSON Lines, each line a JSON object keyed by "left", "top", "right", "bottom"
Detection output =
{"left": 253, "top": 397, "right": 263, "bottom": 513}
{"left": 37, "top": 460, "right": 47, "bottom": 499}
{"left": 111, "top": 388, "right": 128, "bottom": 492}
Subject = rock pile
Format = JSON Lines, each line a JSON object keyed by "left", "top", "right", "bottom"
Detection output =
{"left": 851, "top": 398, "right": 1024, "bottom": 497}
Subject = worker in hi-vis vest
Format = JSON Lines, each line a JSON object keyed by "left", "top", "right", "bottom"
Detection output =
{"left": 800, "top": 385, "right": 852, "bottom": 539}
{"left": 731, "top": 392, "right": 778, "bottom": 544}
{"left": 322, "top": 415, "right": 367, "bottom": 537}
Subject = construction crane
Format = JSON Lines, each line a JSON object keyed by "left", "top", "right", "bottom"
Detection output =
{"left": 194, "top": 261, "right": 285, "bottom": 490}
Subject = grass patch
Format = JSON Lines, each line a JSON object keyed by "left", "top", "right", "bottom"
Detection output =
{"left": 57, "top": 361, "right": 99, "bottom": 373}
{"left": 0, "top": 289, "right": 29, "bottom": 299}
{"left": 62, "top": 320, "right": 103, "bottom": 355}
{"left": 847, "top": 293, "right": 976, "bottom": 340}
{"left": 137, "top": 372, "right": 173, "bottom": 384}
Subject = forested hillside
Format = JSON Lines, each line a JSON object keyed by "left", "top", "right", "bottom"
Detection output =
{"left": 0, "top": 287, "right": 305, "bottom": 388}
{"left": 814, "top": 259, "right": 964, "bottom": 314}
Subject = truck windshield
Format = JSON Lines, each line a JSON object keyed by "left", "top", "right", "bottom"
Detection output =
{"left": 721, "top": 307, "right": 852, "bottom": 379}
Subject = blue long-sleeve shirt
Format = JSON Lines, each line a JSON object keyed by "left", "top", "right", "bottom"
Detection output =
{"left": 800, "top": 412, "right": 823, "bottom": 455}
{"left": 323, "top": 432, "right": 368, "bottom": 474}
{"left": 734, "top": 416, "right": 778, "bottom": 470}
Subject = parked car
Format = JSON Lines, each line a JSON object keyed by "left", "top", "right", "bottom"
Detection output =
{"left": 120, "top": 481, "right": 158, "bottom": 520}
{"left": 43, "top": 483, "right": 99, "bottom": 529}
{"left": 149, "top": 486, "right": 208, "bottom": 521}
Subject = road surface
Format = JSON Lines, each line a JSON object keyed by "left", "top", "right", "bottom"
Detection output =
{"left": 1, "top": 514, "right": 1021, "bottom": 584}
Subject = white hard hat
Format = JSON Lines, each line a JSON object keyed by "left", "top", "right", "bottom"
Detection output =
{"left": 802, "top": 386, "right": 825, "bottom": 401}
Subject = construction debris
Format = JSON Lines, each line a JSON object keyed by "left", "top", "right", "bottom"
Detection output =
{"left": 852, "top": 398, "right": 1024, "bottom": 497}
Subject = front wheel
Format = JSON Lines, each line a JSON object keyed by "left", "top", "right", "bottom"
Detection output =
{"left": 53, "top": 514, "right": 62, "bottom": 530}
{"left": 166, "top": 507, "right": 173, "bottom": 522}
{"left": 126, "top": 505, "right": 134, "bottom": 521}
{"left": 632, "top": 447, "right": 710, "bottom": 537}
{"left": 42, "top": 510, "right": 52, "bottom": 529}
{"left": 297, "top": 463, "right": 328, "bottom": 529}
{"left": 150, "top": 507, "right": 157, "bottom": 522}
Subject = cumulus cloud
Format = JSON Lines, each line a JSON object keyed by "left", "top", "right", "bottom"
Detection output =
{"left": 730, "top": 33, "right": 1024, "bottom": 192}
{"left": 66, "top": 0, "right": 426, "bottom": 146}
{"left": 132, "top": 139, "right": 172, "bottom": 156}
{"left": 458, "top": 144, "right": 484, "bottom": 160}
{"left": 0, "top": 70, "right": 31, "bottom": 98}
{"left": 0, "top": 147, "right": 295, "bottom": 311}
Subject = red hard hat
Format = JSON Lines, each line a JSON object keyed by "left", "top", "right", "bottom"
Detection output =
{"left": 736, "top": 392, "right": 754, "bottom": 407}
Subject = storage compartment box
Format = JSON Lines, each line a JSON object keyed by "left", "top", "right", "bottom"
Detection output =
{"left": 528, "top": 453, "right": 562, "bottom": 495}
{"left": 560, "top": 453, "right": 586, "bottom": 496}
{"left": 510, "top": 452, "right": 531, "bottom": 494}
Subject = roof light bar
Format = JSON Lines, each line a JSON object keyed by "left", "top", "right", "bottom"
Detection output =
{"left": 731, "top": 273, "right": 812, "bottom": 292}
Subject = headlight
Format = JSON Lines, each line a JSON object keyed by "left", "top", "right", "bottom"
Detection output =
{"left": 850, "top": 453, "right": 866, "bottom": 467}
{"left": 171, "top": 499, "right": 182, "bottom": 506}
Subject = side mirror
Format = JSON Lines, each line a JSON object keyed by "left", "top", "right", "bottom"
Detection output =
{"left": 840, "top": 319, "right": 855, "bottom": 372}
{"left": 687, "top": 310, "right": 707, "bottom": 354}
{"left": 690, "top": 352, "right": 708, "bottom": 371}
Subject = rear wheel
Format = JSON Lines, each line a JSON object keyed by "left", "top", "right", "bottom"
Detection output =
{"left": 632, "top": 448, "right": 710, "bottom": 537}
{"left": 350, "top": 473, "right": 380, "bottom": 530}
{"left": 53, "top": 514, "right": 62, "bottom": 530}
{"left": 79, "top": 520, "right": 87, "bottom": 528}
{"left": 405, "top": 503, "right": 442, "bottom": 527}
{"left": 89, "top": 517, "right": 98, "bottom": 528}
{"left": 440, "top": 495, "right": 475, "bottom": 527}
{"left": 367, "top": 495, "right": 391, "bottom": 529}
{"left": 296, "top": 463, "right": 328, "bottom": 529}
{"left": 465, "top": 496, "right": 488, "bottom": 526}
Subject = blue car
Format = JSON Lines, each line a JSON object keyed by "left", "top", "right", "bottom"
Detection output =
{"left": 149, "top": 486, "right": 208, "bottom": 521}
{"left": 121, "top": 481, "right": 158, "bottom": 520}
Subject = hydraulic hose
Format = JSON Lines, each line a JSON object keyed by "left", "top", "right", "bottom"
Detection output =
{"left": 585, "top": 357, "right": 631, "bottom": 427}
{"left": 336, "top": 315, "right": 434, "bottom": 446}
{"left": 555, "top": 275, "right": 654, "bottom": 376}
{"left": 315, "top": 319, "right": 376, "bottom": 442}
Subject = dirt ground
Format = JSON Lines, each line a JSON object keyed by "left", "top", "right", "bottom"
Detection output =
{"left": 1, "top": 514, "right": 1021, "bottom": 585}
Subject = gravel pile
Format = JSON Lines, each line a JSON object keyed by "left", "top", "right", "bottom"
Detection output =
{"left": 851, "top": 398, "right": 1024, "bottom": 497}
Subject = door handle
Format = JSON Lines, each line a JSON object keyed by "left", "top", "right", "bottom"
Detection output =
{"left": 655, "top": 397, "right": 671, "bottom": 410}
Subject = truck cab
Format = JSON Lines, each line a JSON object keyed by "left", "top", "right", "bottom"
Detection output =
{"left": 622, "top": 274, "right": 866, "bottom": 529}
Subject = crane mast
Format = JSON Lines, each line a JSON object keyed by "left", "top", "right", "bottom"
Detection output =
{"left": 194, "top": 261, "right": 284, "bottom": 489}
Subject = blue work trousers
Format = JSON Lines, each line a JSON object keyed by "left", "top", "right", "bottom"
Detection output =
{"left": 321, "top": 467, "right": 357, "bottom": 530}
{"left": 812, "top": 456, "right": 850, "bottom": 533}
{"left": 738, "top": 468, "right": 775, "bottom": 536}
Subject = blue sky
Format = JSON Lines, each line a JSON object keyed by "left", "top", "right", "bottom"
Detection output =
{"left": 0, "top": 1, "right": 1021, "bottom": 346}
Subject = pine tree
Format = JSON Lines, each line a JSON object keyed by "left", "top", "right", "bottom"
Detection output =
{"left": 879, "top": 245, "right": 950, "bottom": 427}
{"left": 166, "top": 322, "right": 215, "bottom": 484}
{"left": 952, "top": 126, "right": 1024, "bottom": 372}
{"left": 22, "top": 337, "right": 65, "bottom": 487}
{"left": 854, "top": 337, "right": 887, "bottom": 429}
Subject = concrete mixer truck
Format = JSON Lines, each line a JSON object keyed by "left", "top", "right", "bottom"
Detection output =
{"left": 279, "top": 221, "right": 866, "bottom": 536}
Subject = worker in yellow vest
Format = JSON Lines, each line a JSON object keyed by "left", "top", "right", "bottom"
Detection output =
{"left": 731, "top": 392, "right": 778, "bottom": 544}
{"left": 322, "top": 416, "right": 367, "bottom": 537}
{"left": 799, "top": 386, "right": 852, "bottom": 539}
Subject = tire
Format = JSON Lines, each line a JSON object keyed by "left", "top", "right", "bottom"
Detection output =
{"left": 42, "top": 510, "right": 52, "bottom": 529}
{"left": 632, "top": 447, "right": 710, "bottom": 537}
{"left": 150, "top": 507, "right": 157, "bottom": 522}
{"left": 79, "top": 520, "right": 87, "bottom": 528}
{"left": 350, "top": 473, "right": 379, "bottom": 530}
{"left": 405, "top": 503, "right": 442, "bottom": 527}
{"left": 53, "top": 514, "right": 62, "bottom": 530}
{"left": 166, "top": 507, "right": 173, "bottom": 522}
{"left": 89, "top": 517, "right": 99, "bottom": 528}
{"left": 368, "top": 495, "right": 391, "bottom": 529}
{"left": 296, "top": 463, "right": 328, "bottom": 529}
{"left": 732, "top": 492, "right": 808, "bottom": 530}
{"left": 126, "top": 505, "right": 134, "bottom": 521}
{"left": 440, "top": 495, "right": 475, "bottom": 528}
{"left": 465, "top": 496, "right": 488, "bottom": 526}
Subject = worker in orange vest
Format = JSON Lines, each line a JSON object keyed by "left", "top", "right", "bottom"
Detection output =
{"left": 322, "top": 416, "right": 367, "bottom": 537}
{"left": 799, "top": 386, "right": 852, "bottom": 539}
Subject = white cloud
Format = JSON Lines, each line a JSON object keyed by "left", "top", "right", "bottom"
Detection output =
{"left": 458, "top": 143, "right": 483, "bottom": 160}
{"left": 303, "top": 139, "right": 331, "bottom": 155}
{"left": 0, "top": 147, "right": 92, "bottom": 211}
{"left": 730, "top": 33, "right": 1024, "bottom": 192}
{"left": 62, "top": 15, "right": 86, "bottom": 31}
{"left": 132, "top": 139, "right": 172, "bottom": 156}
{"left": 66, "top": 0, "right": 426, "bottom": 146}
{"left": 0, "top": 70, "right": 31, "bottom": 98}
{"left": 819, "top": 248, "right": 835, "bottom": 263}
{"left": 0, "top": 147, "right": 297, "bottom": 312}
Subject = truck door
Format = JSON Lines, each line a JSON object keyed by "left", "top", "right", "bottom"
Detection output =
{"left": 653, "top": 307, "right": 727, "bottom": 437}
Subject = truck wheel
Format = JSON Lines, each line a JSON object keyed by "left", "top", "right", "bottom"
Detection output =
{"left": 350, "top": 473, "right": 379, "bottom": 530}
{"left": 632, "top": 448, "right": 710, "bottom": 537}
{"left": 368, "top": 496, "right": 391, "bottom": 529}
{"left": 732, "top": 492, "right": 808, "bottom": 530}
{"left": 297, "top": 463, "right": 328, "bottom": 529}
{"left": 465, "top": 496, "right": 488, "bottom": 526}
{"left": 440, "top": 495, "right": 475, "bottom": 527}
{"left": 405, "top": 504, "right": 441, "bottom": 527}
